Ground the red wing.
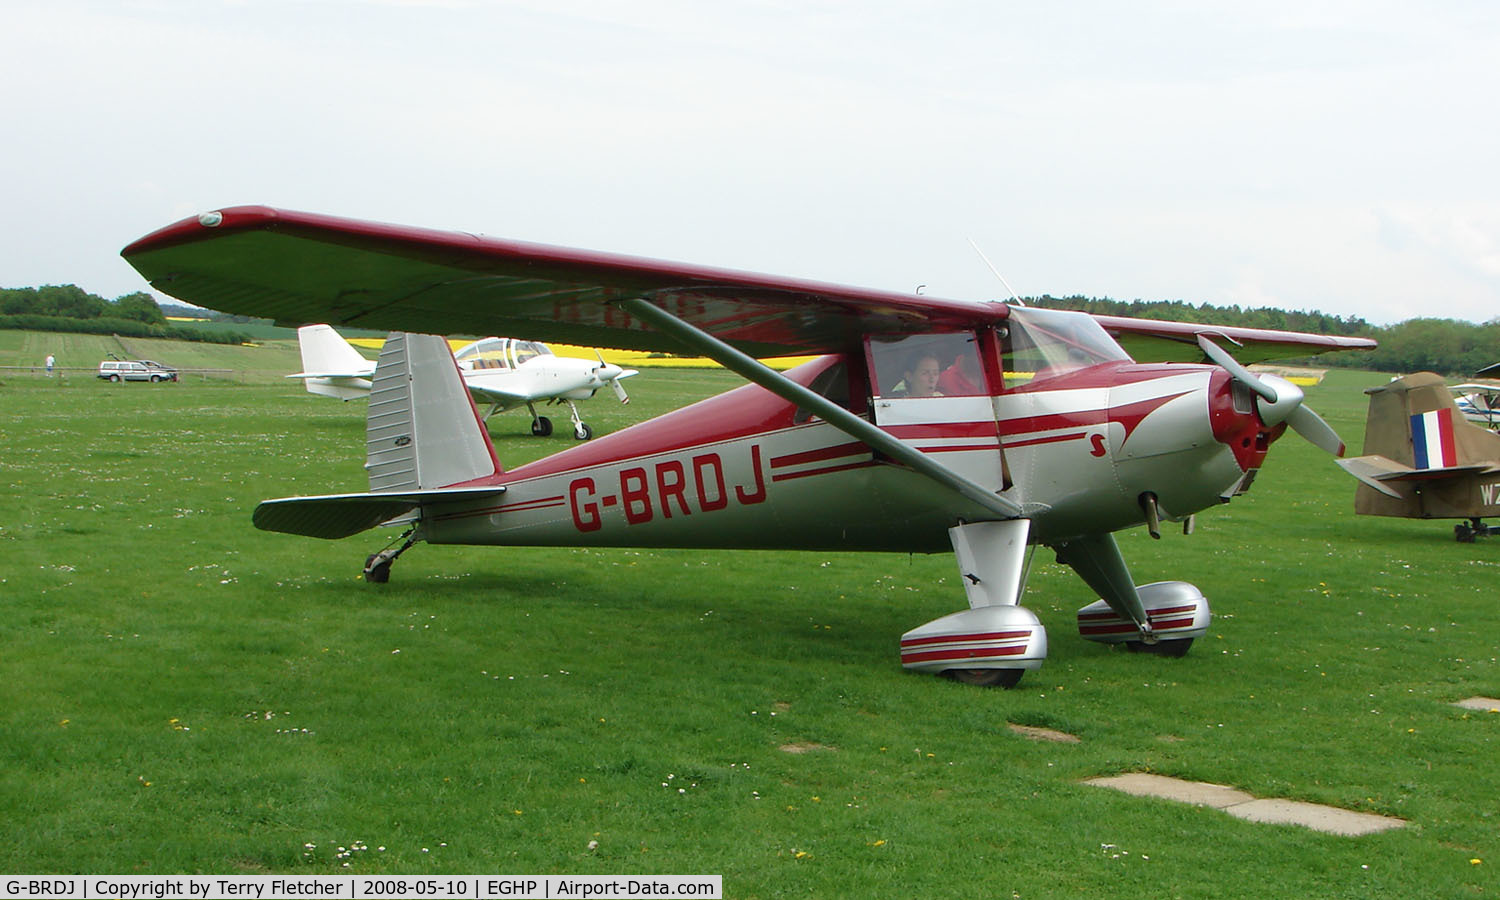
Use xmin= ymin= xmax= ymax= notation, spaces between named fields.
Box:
xmin=1094 ymin=315 xmax=1375 ymax=365
xmin=122 ymin=206 xmax=1008 ymax=357
xmin=123 ymin=206 xmax=1376 ymax=362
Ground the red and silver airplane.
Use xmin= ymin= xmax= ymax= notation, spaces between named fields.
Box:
xmin=292 ymin=323 xmax=637 ymax=439
xmin=122 ymin=206 xmax=1375 ymax=687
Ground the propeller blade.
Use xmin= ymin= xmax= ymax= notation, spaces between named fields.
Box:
xmin=1196 ymin=334 xmax=1277 ymax=403
xmin=1286 ymin=404 xmax=1345 ymax=457
xmin=611 ymin=377 xmax=629 ymax=404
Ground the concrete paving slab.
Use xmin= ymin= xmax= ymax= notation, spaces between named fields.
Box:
xmin=1084 ymin=773 xmax=1407 ymax=836
xmin=1226 ymin=798 xmax=1406 ymax=836
xmin=1455 ymin=696 xmax=1500 ymax=712
xmin=1084 ymin=773 xmax=1255 ymax=809
xmin=1008 ymin=723 xmax=1081 ymax=743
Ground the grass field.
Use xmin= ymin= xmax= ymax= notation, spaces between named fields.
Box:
xmin=2 ymin=350 xmax=1497 ymax=897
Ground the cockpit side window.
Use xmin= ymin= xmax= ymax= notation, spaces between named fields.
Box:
xmin=454 ymin=337 xmax=510 ymax=371
xmin=793 ymin=360 xmax=853 ymax=424
xmin=867 ymin=332 xmax=986 ymax=398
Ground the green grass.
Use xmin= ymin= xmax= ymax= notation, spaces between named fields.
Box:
xmin=2 ymin=364 xmax=1497 ymax=897
xmin=0 ymin=328 xmax=305 ymax=383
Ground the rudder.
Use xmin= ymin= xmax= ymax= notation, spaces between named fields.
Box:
xmin=366 ymin=332 xmax=502 ymax=492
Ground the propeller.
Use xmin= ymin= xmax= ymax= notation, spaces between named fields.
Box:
xmin=592 ymin=350 xmax=632 ymax=404
xmin=1196 ymin=334 xmax=1345 ymax=457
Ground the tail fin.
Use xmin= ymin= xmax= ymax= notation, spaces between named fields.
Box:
xmin=292 ymin=324 xmax=376 ymax=400
xmin=252 ymin=332 xmax=505 ymax=539
xmin=1337 ymin=372 xmax=1500 ymax=511
xmin=366 ymin=332 xmax=503 ymax=492
xmin=1355 ymin=372 xmax=1500 ymax=467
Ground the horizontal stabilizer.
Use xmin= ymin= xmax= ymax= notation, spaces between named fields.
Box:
xmin=1337 ymin=454 xmax=1497 ymax=498
xmin=253 ymin=486 xmax=506 ymax=539
xmin=287 ymin=371 xmax=373 ymax=380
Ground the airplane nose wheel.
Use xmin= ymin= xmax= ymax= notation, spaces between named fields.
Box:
xmin=564 ymin=400 xmax=593 ymax=440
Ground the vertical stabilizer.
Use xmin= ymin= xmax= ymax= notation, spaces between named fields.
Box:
xmin=1360 ymin=372 xmax=1500 ymax=467
xmin=294 ymin=324 xmax=376 ymax=400
xmin=366 ymin=332 xmax=502 ymax=492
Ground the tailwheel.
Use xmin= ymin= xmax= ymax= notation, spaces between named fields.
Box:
xmin=1125 ymin=638 xmax=1194 ymax=657
xmin=531 ymin=416 xmax=553 ymax=437
xmin=942 ymin=668 xmax=1025 ymax=688
xmin=1455 ymin=519 xmax=1485 ymax=543
xmin=363 ymin=554 xmax=392 ymax=583
xmin=362 ymin=528 xmax=418 ymax=583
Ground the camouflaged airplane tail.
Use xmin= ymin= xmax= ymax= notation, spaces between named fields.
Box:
xmin=1336 ymin=372 xmax=1500 ymax=516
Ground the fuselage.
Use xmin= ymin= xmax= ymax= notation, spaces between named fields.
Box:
xmin=421 ymin=352 xmax=1277 ymax=553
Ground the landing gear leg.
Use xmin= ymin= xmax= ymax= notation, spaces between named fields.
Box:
xmin=363 ymin=528 xmax=418 ymax=583
xmin=565 ymin=400 xmax=593 ymax=440
xmin=901 ymin=520 xmax=1046 ymax=688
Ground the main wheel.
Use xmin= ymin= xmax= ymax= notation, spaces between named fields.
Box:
xmin=1456 ymin=522 xmax=1476 ymax=543
xmin=574 ymin=422 xmax=593 ymax=440
xmin=1125 ymin=637 xmax=1193 ymax=657
xmin=531 ymin=416 xmax=553 ymax=437
xmin=942 ymin=668 xmax=1025 ymax=688
xmin=363 ymin=554 xmax=392 ymax=583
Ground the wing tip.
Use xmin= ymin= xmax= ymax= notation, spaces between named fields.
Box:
xmin=121 ymin=205 xmax=283 ymax=259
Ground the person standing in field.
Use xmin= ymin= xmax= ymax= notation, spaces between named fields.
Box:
xmin=45 ymin=353 xmax=55 ymax=376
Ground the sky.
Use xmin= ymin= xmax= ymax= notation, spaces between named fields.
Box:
xmin=4 ymin=0 xmax=1498 ymax=326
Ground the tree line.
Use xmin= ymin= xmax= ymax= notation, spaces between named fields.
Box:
xmin=1030 ymin=295 xmax=1500 ymax=376
xmin=7 ymin=284 xmax=1499 ymax=375
xmin=1 ymin=285 xmax=251 ymax=345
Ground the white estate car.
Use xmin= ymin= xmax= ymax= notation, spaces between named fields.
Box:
xmin=98 ymin=359 xmax=178 ymax=382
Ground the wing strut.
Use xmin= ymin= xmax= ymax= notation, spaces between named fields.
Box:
xmin=615 ymin=298 xmax=1025 ymax=520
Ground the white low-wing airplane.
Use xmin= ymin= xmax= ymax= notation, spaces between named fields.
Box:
xmin=123 ymin=206 xmax=1375 ymax=687
xmin=290 ymin=323 xmax=637 ymax=439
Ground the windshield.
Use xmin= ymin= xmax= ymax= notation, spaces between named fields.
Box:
xmin=1005 ymin=306 xmax=1129 ymax=385
xmin=512 ymin=341 xmax=551 ymax=366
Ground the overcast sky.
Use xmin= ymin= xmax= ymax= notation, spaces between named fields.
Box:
xmin=5 ymin=0 xmax=1498 ymax=326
